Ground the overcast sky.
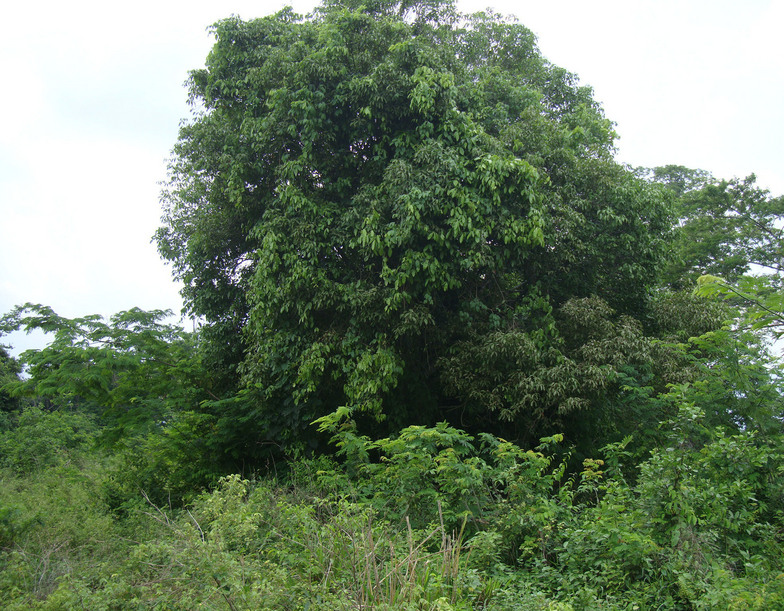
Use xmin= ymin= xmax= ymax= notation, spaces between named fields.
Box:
xmin=2 ymin=0 xmax=782 ymax=353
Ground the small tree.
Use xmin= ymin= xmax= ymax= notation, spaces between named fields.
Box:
xmin=0 ymin=304 xmax=209 ymax=440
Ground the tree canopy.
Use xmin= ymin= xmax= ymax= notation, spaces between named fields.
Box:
xmin=0 ymin=305 xmax=208 ymax=441
xmin=645 ymin=165 xmax=784 ymax=289
xmin=156 ymin=0 xmax=670 ymax=452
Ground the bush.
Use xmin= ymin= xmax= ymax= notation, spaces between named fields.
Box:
xmin=0 ymin=407 xmax=96 ymax=474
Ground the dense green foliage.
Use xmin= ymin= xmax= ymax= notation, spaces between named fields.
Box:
xmin=0 ymin=347 xmax=21 ymax=416
xmin=1 ymin=0 xmax=783 ymax=608
xmin=0 ymin=403 xmax=781 ymax=609
xmin=156 ymin=0 xmax=670 ymax=456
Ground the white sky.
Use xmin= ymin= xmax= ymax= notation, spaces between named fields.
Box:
xmin=2 ymin=0 xmax=782 ymax=353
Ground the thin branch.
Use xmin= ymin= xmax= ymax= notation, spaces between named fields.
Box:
xmin=717 ymin=281 xmax=784 ymax=325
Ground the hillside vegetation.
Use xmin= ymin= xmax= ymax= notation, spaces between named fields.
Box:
xmin=2 ymin=1 xmax=783 ymax=608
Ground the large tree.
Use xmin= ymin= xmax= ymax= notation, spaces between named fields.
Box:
xmin=157 ymin=0 xmax=670 ymax=452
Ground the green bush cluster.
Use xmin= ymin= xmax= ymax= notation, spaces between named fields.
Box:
xmin=0 ymin=395 xmax=782 ymax=609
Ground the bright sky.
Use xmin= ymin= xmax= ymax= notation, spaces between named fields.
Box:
xmin=2 ymin=0 xmax=782 ymax=353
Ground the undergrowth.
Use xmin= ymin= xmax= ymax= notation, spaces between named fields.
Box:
xmin=1 ymin=407 xmax=782 ymax=609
